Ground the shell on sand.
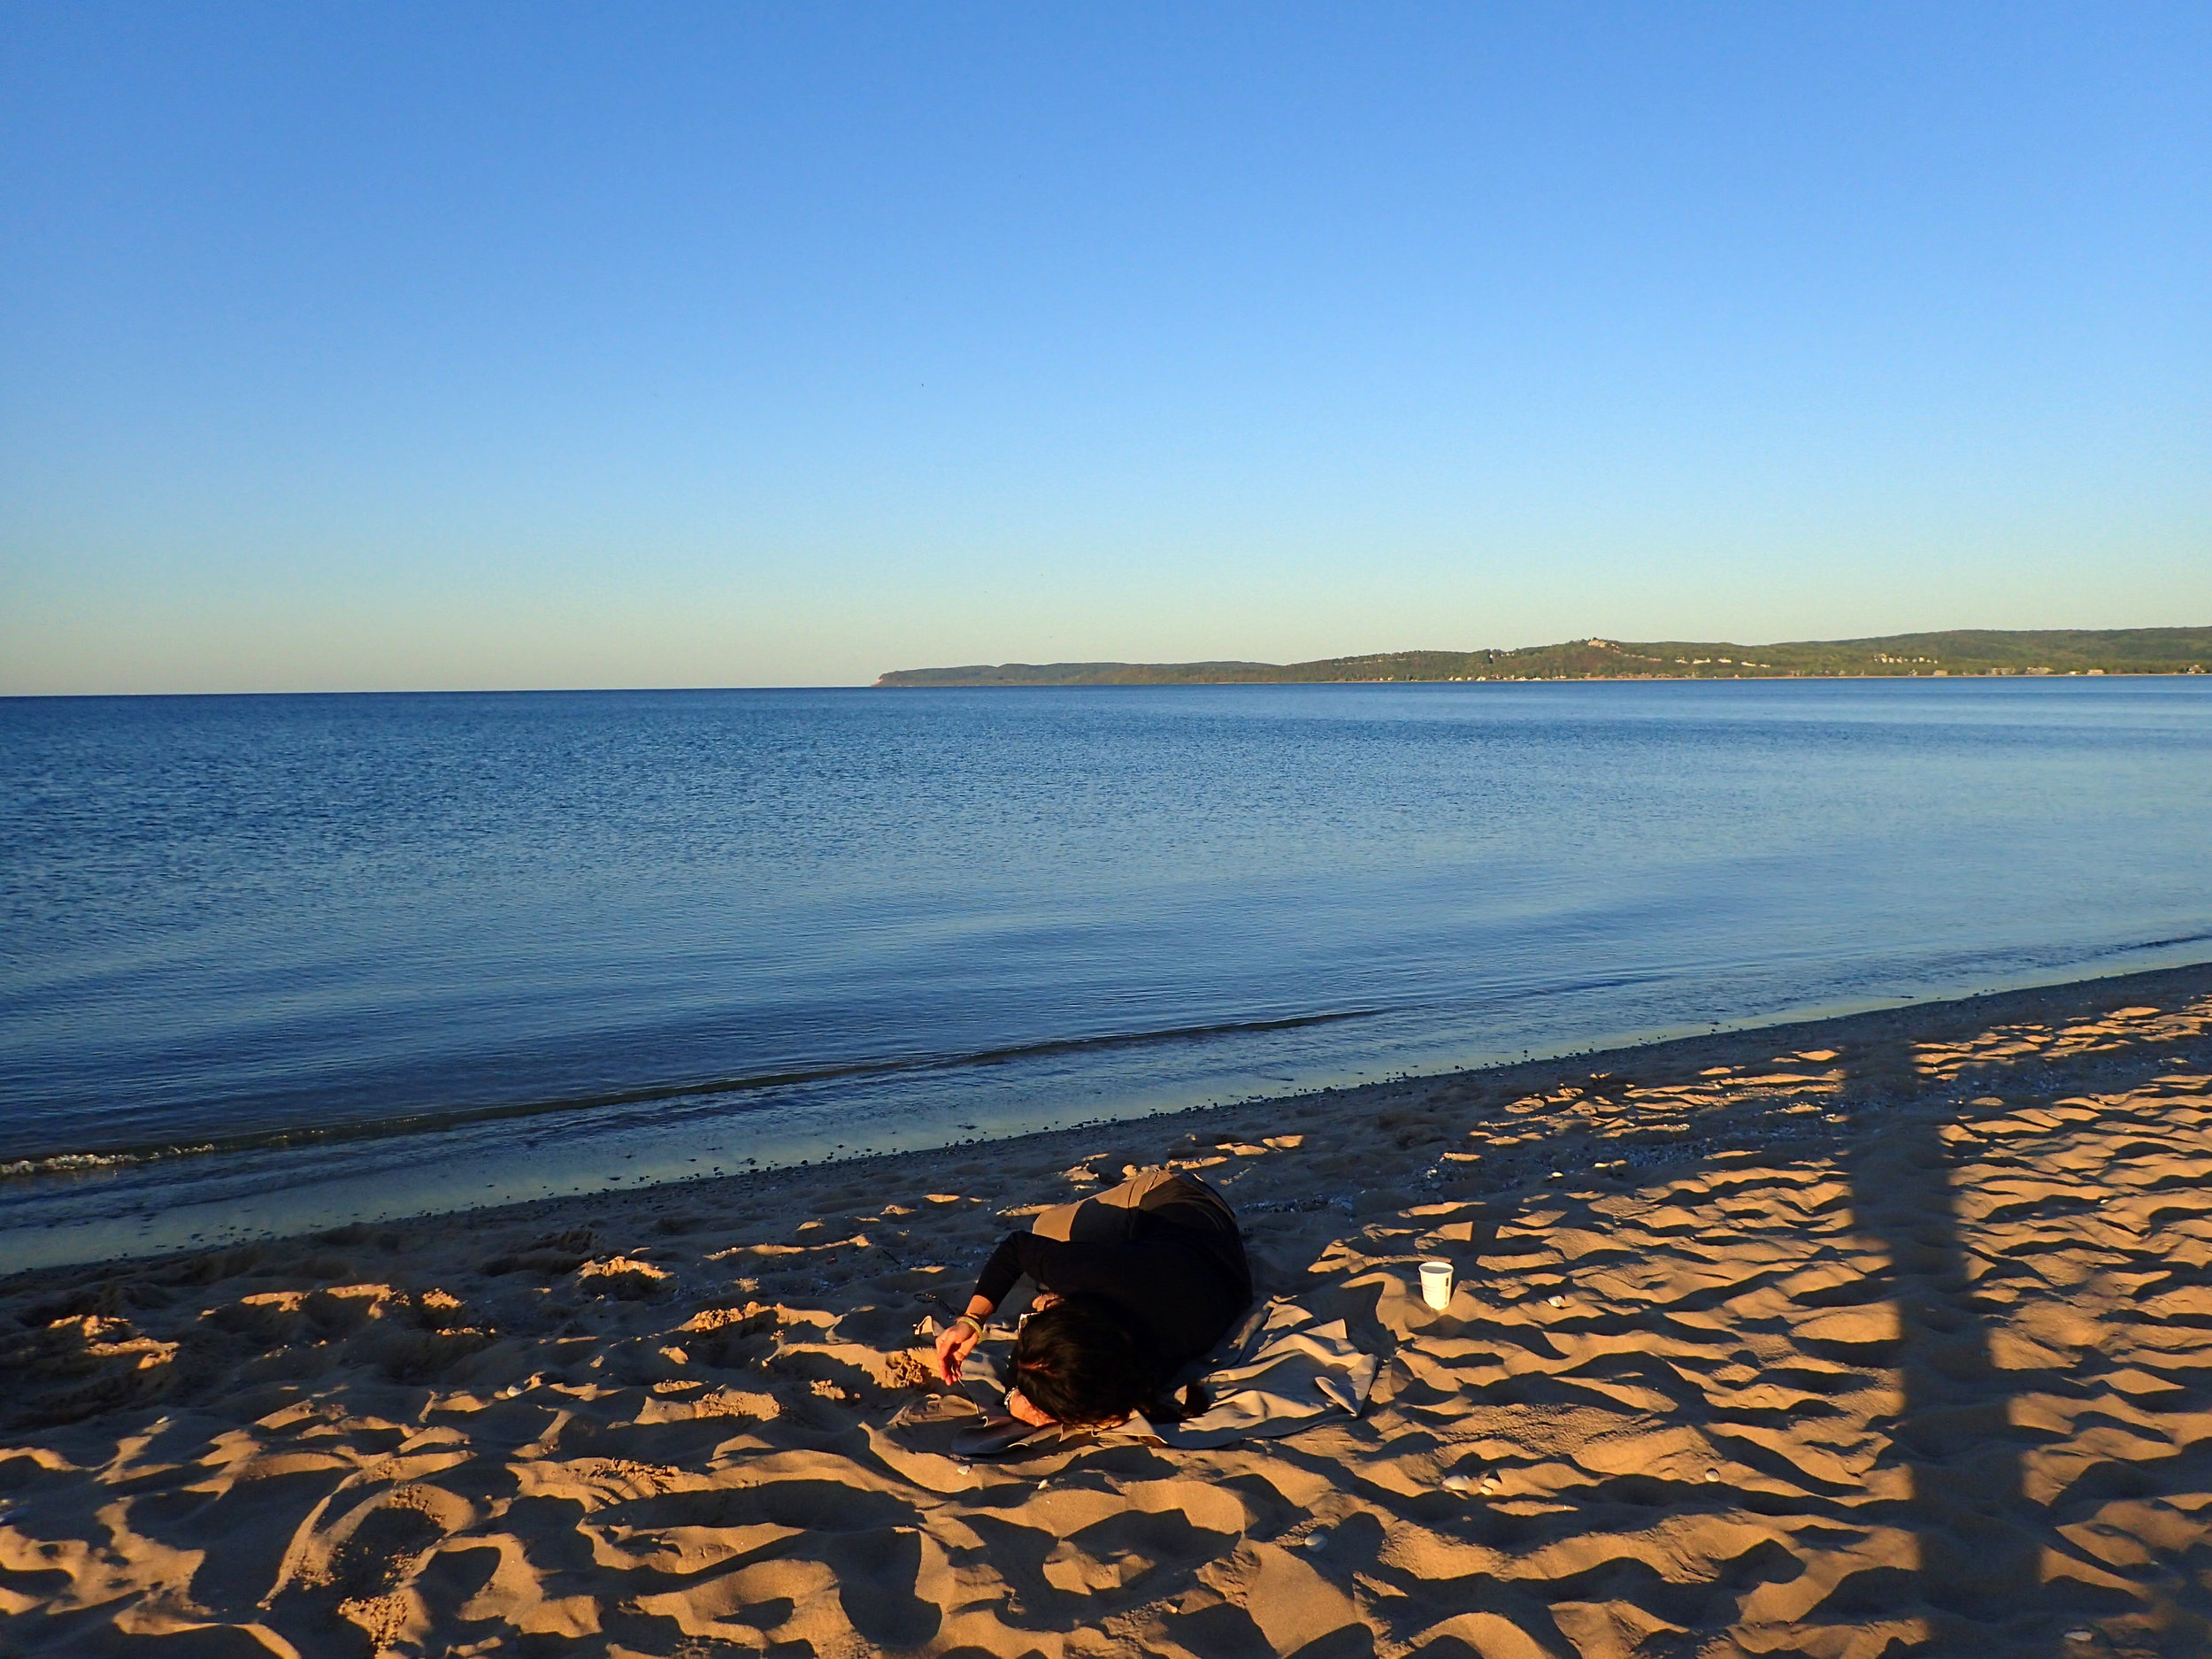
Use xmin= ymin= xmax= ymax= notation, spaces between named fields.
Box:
xmin=4 ymin=966 xmax=2212 ymax=1656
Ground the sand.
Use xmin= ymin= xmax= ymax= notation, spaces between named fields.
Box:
xmin=4 ymin=964 xmax=2211 ymax=1657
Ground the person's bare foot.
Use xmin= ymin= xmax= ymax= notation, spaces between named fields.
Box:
xmin=1004 ymin=1387 xmax=1055 ymax=1427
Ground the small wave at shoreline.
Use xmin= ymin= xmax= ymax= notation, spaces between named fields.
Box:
xmin=0 ymin=1006 xmax=1386 ymax=1177
xmin=0 ymin=1143 xmax=220 ymax=1179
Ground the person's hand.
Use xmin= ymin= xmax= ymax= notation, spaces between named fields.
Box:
xmin=934 ymin=1316 xmax=981 ymax=1385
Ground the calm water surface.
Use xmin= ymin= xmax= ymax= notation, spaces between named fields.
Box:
xmin=4 ymin=680 xmax=2208 ymax=1267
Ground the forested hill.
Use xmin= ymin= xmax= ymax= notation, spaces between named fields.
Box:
xmin=876 ymin=627 xmax=2212 ymax=687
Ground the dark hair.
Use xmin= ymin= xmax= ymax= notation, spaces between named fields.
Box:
xmin=1009 ymin=1295 xmax=1156 ymax=1427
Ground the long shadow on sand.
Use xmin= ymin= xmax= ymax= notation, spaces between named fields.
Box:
xmin=1839 ymin=1031 xmax=2052 ymax=1655
xmin=1404 ymin=988 xmax=2212 ymax=1656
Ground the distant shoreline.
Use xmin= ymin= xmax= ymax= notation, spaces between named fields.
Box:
xmin=876 ymin=625 xmax=2212 ymax=687
xmin=879 ymin=670 xmax=2197 ymax=687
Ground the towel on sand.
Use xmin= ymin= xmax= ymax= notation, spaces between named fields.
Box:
xmin=1142 ymin=1297 xmax=1379 ymax=1449
xmin=891 ymin=1297 xmax=1377 ymax=1458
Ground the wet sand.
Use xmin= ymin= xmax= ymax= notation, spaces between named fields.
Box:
xmin=4 ymin=963 xmax=2210 ymax=1656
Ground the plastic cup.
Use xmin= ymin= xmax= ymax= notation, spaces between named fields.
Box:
xmin=1418 ymin=1259 xmax=1454 ymax=1311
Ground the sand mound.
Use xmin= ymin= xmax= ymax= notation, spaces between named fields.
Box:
xmin=4 ymin=966 xmax=2210 ymax=1655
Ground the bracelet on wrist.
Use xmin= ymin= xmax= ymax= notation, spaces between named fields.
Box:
xmin=953 ymin=1313 xmax=986 ymax=1336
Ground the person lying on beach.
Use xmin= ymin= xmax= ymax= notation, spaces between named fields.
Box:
xmin=933 ymin=1167 xmax=1252 ymax=1429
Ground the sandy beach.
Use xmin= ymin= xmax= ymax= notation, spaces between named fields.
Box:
xmin=4 ymin=963 xmax=2210 ymax=1657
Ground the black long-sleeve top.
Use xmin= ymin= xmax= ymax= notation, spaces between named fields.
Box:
xmin=973 ymin=1218 xmax=1250 ymax=1383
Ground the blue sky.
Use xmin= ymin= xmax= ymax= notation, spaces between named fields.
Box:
xmin=4 ymin=4 xmax=2207 ymax=692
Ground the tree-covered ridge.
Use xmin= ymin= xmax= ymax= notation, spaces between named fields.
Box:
xmin=876 ymin=627 xmax=2212 ymax=687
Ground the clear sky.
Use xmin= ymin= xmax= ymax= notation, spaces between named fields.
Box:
xmin=4 ymin=4 xmax=2207 ymax=692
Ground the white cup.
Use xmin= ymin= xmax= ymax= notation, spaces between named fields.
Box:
xmin=1418 ymin=1259 xmax=1454 ymax=1311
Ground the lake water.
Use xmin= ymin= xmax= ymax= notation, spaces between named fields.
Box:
xmin=4 ymin=679 xmax=2209 ymax=1269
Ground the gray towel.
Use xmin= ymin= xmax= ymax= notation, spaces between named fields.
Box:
xmin=1134 ymin=1299 xmax=1379 ymax=1450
